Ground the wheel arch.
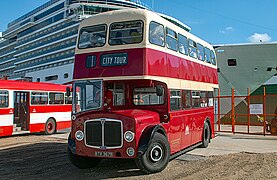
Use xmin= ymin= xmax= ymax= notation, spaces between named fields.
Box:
xmin=137 ymin=124 xmax=167 ymax=157
xmin=204 ymin=117 xmax=212 ymax=140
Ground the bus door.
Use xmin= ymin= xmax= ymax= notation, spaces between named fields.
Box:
xmin=13 ymin=92 xmax=30 ymax=131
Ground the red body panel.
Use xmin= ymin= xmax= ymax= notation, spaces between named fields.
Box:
xmin=0 ymin=108 xmax=13 ymax=115
xmin=74 ymin=48 xmax=218 ymax=85
xmin=29 ymin=121 xmax=71 ymax=133
xmin=0 ymin=79 xmax=69 ymax=91
xmin=30 ymin=105 xmax=71 ymax=113
xmin=0 ymin=126 xmax=13 ymax=137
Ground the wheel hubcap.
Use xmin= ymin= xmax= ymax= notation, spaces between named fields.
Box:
xmin=150 ymin=145 xmax=163 ymax=162
xmin=48 ymin=123 xmax=53 ymax=131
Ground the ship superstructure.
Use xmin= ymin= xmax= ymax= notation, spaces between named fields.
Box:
xmin=0 ymin=0 xmax=148 ymax=83
xmin=215 ymin=43 xmax=277 ymax=116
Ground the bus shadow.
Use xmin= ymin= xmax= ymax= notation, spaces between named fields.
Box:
xmin=0 ymin=142 xmax=145 ymax=179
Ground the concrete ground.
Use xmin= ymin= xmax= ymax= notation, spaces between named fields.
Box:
xmin=1 ymin=130 xmax=277 ymax=179
xmin=183 ymin=132 xmax=277 ymax=157
xmin=54 ymin=129 xmax=277 ymax=158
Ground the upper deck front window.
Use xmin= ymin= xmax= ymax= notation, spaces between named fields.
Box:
xmin=109 ymin=20 xmax=143 ymax=45
xmin=78 ymin=25 xmax=107 ymax=49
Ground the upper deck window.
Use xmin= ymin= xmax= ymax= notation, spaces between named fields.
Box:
xmin=211 ymin=50 xmax=217 ymax=65
xmin=166 ymin=28 xmax=178 ymax=51
xmin=149 ymin=21 xmax=165 ymax=47
xmin=178 ymin=34 xmax=188 ymax=55
xmin=78 ymin=25 xmax=107 ymax=49
xmin=188 ymin=39 xmax=198 ymax=59
xmin=197 ymin=43 xmax=205 ymax=61
xmin=204 ymin=47 xmax=212 ymax=63
xmin=109 ymin=20 xmax=143 ymax=45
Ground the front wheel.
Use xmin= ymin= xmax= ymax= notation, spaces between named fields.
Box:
xmin=200 ymin=121 xmax=210 ymax=148
xmin=67 ymin=148 xmax=101 ymax=169
xmin=135 ymin=133 xmax=170 ymax=174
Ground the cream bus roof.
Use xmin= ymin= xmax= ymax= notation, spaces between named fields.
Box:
xmin=79 ymin=8 xmax=213 ymax=50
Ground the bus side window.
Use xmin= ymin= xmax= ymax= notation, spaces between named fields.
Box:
xmin=166 ymin=27 xmax=178 ymax=51
xmin=0 ymin=90 xmax=9 ymax=108
xmin=49 ymin=92 xmax=64 ymax=104
xmin=200 ymin=91 xmax=208 ymax=107
xmin=149 ymin=21 xmax=165 ymax=47
xmin=192 ymin=91 xmax=200 ymax=108
xmin=188 ymin=39 xmax=198 ymax=59
xmin=178 ymin=34 xmax=188 ymax=55
xmin=197 ymin=43 xmax=205 ymax=61
xmin=31 ymin=92 xmax=48 ymax=105
xmin=170 ymin=90 xmax=182 ymax=111
xmin=204 ymin=47 xmax=212 ymax=63
xmin=207 ymin=91 xmax=214 ymax=107
xmin=211 ymin=50 xmax=217 ymax=65
xmin=182 ymin=90 xmax=191 ymax=109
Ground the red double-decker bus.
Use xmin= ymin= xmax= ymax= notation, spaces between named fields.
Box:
xmin=68 ymin=9 xmax=218 ymax=173
xmin=0 ymin=80 xmax=72 ymax=137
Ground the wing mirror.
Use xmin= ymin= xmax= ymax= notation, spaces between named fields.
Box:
xmin=66 ymin=87 xmax=71 ymax=97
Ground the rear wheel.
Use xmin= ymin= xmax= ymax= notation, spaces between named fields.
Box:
xmin=200 ymin=121 xmax=210 ymax=148
xmin=45 ymin=118 xmax=56 ymax=135
xmin=135 ymin=133 xmax=170 ymax=174
xmin=67 ymin=148 xmax=101 ymax=169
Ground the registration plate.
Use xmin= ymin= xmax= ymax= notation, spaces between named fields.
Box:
xmin=95 ymin=151 xmax=113 ymax=157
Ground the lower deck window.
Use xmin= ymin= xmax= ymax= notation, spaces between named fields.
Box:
xmin=133 ymin=87 xmax=164 ymax=105
xmin=170 ymin=90 xmax=181 ymax=111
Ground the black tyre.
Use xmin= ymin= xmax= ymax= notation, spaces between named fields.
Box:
xmin=45 ymin=118 xmax=56 ymax=135
xmin=200 ymin=121 xmax=210 ymax=148
xmin=67 ymin=147 xmax=101 ymax=169
xmin=135 ymin=133 xmax=170 ymax=174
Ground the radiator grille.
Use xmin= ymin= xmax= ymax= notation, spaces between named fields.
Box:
xmin=85 ymin=119 xmax=122 ymax=148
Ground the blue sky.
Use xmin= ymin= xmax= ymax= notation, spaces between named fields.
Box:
xmin=1 ymin=0 xmax=277 ymax=45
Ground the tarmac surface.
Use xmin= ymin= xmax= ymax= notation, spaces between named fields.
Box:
xmin=1 ymin=130 xmax=277 ymax=179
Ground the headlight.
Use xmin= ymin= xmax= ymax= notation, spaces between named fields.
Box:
xmin=126 ymin=147 xmax=135 ymax=157
xmin=72 ymin=114 xmax=76 ymax=120
xmin=124 ymin=131 xmax=134 ymax=142
xmin=75 ymin=130 xmax=84 ymax=141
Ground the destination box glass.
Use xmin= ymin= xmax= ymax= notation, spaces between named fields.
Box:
xmin=100 ymin=53 xmax=128 ymax=67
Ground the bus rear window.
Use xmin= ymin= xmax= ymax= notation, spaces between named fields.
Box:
xmin=78 ymin=24 xmax=107 ymax=49
xmin=109 ymin=20 xmax=143 ymax=45
xmin=0 ymin=91 xmax=8 ymax=108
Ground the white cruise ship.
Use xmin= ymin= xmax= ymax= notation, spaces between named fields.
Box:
xmin=0 ymin=0 xmax=148 ymax=84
